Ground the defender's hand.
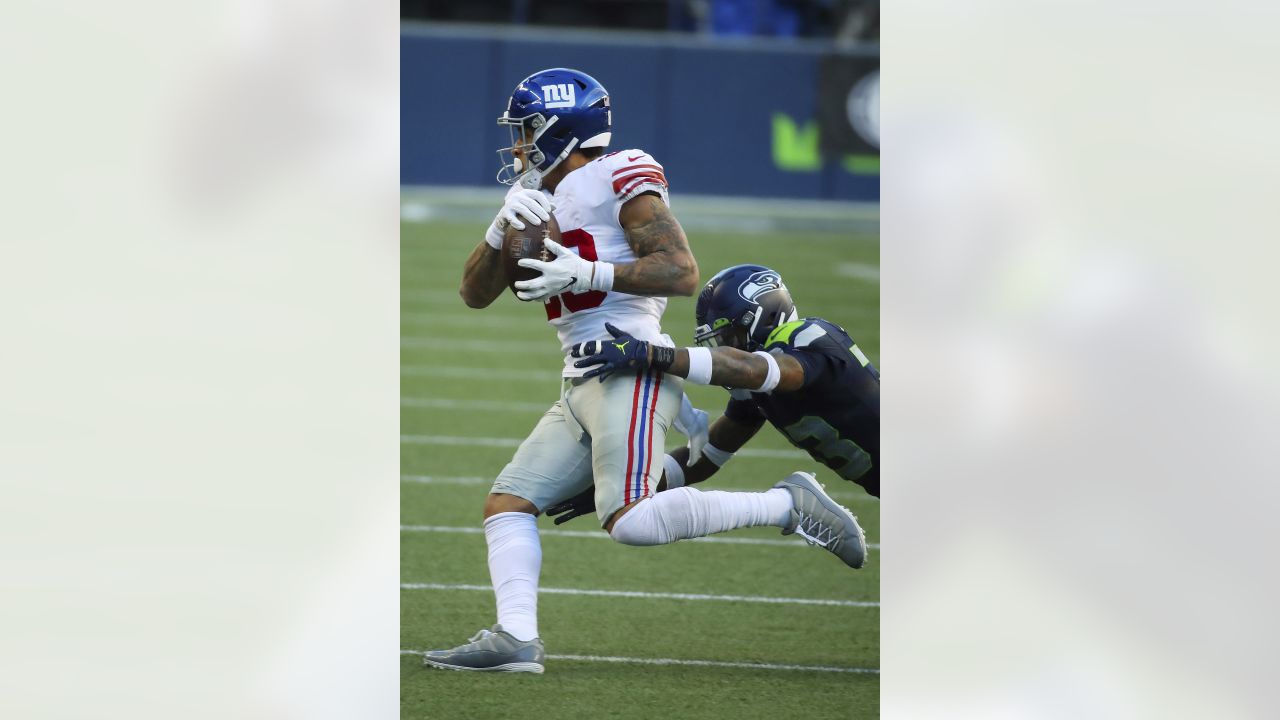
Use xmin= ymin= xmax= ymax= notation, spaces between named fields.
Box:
xmin=545 ymin=486 xmax=597 ymax=526
xmin=514 ymin=238 xmax=596 ymax=301
xmin=673 ymin=393 xmax=710 ymax=464
xmin=570 ymin=322 xmax=653 ymax=382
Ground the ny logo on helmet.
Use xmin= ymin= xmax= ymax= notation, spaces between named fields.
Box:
xmin=543 ymin=84 xmax=576 ymax=109
xmin=737 ymin=270 xmax=783 ymax=303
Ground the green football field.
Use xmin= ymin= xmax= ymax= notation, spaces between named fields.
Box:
xmin=401 ymin=217 xmax=880 ymax=719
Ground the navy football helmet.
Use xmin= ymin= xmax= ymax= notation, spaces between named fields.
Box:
xmin=694 ymin=265 xmax=798 ymax=351
xmin=496 ymin=68 xmax=612 ymax=189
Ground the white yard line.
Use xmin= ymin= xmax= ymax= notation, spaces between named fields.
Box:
xmin=401 ymin=397 xmax=551 ymax=412
xmin=402 ymin=365 xmax=561 ymax=381
xmin=399 ymin=476 xmax=876 ymax=504
xmin=400 ymin=401 xmax=875 ymax=499
xmin=401 ymin=434 xmax=524 ymax=448
xmin=835 ymin=262 xmax=880 ymax=283
xmin=400 ymin=582 xmax=878 ymax=608
xmin=402 ymin=337 xmax=561 ymax=353
xmin=402 ymin=290 xmax=478 ymax=304
xmin=402 ymin=312 xmax=537 ymax=329
xmin=400 ymin=434 xmax=809 ymax=460
xmin=400 ymin=524 xmax=879 ymax=550
xmin=401 ymin=649 xmax=878 ymax=674
xmin=400 ymin=475 xmax=490 ymax=485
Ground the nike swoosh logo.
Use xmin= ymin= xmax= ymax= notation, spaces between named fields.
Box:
xmin=626 ymin=155 xmax=643 ymax=162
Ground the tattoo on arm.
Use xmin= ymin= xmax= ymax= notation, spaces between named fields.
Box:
xmin=708 ymin=347 xmax=771 ymax=388
xmin=665 ymin=346 xmax=805 ymax=391
xmin=459 ymin=242 xmax=507 ymax=309
xmin=613 ymin=194 xmax=699 ymax=297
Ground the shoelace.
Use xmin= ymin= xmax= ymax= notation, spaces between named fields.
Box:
xmin=465 ymin=628 xmax=493 ymax=647
xmin=793 ymin=512 xmax=840 ymax=550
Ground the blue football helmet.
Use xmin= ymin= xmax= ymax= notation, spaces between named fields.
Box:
xmin=496 ymin=68 xmax=612 ymax=189
xmin=694 ymin=265 xmax=799 ymax=351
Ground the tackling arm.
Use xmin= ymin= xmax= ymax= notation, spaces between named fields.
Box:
xmin=660 ymin=411 xmax=764 ymax=489
xmin=666 ymin=346 xmax=807 ymax=393
xmin=570 ymin=323 xmax=807 ymax=392
xmin=613 ymin=193 xmax=699 ymax=297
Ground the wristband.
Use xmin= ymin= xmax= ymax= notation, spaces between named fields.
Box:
xmin=751 ymin=351 xmax=780 ymax=393
xmin=662 ymin=454 xmax=686 ymax=489
xmin=484 ymin=219 xmax=504 ymax=250
xmin=684 ymin=347 xmax=714 ymax=385
xmin=651 ymin=345 xmax=676 ymax=372
xmin=701 ymin=442 xmax=734 ymax=467
xmin=590 ymin=261 xmax=614 ymax=292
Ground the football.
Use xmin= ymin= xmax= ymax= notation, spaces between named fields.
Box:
xmin=502 ymin=213 xmax=560 ymax=297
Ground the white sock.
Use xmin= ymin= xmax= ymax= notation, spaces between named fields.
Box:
xmin=609 ymin=487 xmax=793 ymax=546
xmin=484 ymin=511 xmax=541 ymax=641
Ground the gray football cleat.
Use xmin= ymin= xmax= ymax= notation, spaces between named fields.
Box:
xmin=423 ymin=624 xmax=546 ymax=673
xmin=775 ymin=471 xmax=868 ymax=569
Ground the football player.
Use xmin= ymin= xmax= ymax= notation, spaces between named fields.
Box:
xmin=549 ymin=264 xmax=879 ymax=522
xmin=426 ymin=70 xmax=867 ymax=674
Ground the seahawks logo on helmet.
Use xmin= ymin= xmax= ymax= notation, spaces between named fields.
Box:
xmin=737 ymin=270 xmax=783 ymax=303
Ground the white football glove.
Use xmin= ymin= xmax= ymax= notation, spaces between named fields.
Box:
xmin=514 ymin=238 xmax=606 ymax=301
xmin=673 ymin=393 xmax=710 ymax=465
xmin=484 ymin=188 xmax=553 ymax=249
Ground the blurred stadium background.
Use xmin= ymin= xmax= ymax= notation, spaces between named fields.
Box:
xmin=401 ymin=3 xmax=879 ymax=717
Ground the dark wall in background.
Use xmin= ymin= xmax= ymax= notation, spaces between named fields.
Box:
xmin=401 ymin=26 xmax=879 ymax=202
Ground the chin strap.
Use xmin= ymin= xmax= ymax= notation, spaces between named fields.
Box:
xmin=520 ymin=137 xmax=580 ymax=189
xmin=518 ymin=170 xmax=543 ymax=190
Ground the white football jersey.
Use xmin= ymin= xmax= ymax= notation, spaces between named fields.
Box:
xmin=541 ymin=149 xmax=675 ymax=377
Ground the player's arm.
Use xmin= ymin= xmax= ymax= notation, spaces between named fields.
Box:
xmin=612 ymin=193 xmax=699 ymax=297
xmin=666 ymin=346 xmax=807 ymax=393
xmin=460 ymin=188 xmax=553 ymax=309
xmin=660 ymin=410 xmax=764 ymax=490
xmin=459 ymin=243 xmax=506 ymax=309
xmin=572 ymin=323 xmax=809 ymax=393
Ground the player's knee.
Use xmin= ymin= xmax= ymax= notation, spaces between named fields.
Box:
xmin=483 ymin=492 xmax=538 ymax=520
xmin=607 ymin=499 xmax=662 ymax=546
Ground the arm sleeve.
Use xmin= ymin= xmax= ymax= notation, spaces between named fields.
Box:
xmin=723 ymin=396 xmax=765 ymax=425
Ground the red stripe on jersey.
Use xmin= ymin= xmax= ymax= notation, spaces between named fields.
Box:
xmin=615 ymin=168 xmax=667 ymax=185
xmin=640 ymin=371 xmax=662 ymax=498
xmin=612 ymin=171 xmax=668 ymax=195
xmin=623 ymin=371 xmax=644 ymax=504
xmin=618 ymin=176 xmax=668 ymax=198
xmin=612 ymin=163 xmax=664 ymax=177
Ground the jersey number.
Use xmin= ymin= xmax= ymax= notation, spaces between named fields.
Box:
xmin=780 ymin=416 xmax=873 ymax=482
xmin=545 ymin=229 xmax=608 ymax=320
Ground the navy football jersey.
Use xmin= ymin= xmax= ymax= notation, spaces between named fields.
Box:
xmin=722 ymin=317 xmax=880 ymax=496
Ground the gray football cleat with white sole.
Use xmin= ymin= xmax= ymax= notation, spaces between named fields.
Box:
xmin=423 ymin=624 xmax=545 ymax=673
xmin=775 ymin=471 xmax=868 ymax=569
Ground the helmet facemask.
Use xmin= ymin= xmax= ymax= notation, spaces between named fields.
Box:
xmin=496 ymin=113 xmax=557 ymax=189
xmin=693 ymin=319 xmax=745 ymax=350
